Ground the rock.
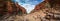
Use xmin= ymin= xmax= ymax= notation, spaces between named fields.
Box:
xmin=31 ymin=0 xmax=60 ymax=21
xmin=31 ymin=1 xmax=46 ymax=13
xmin=0 ymin=0 xmax=60 ymax=21
xmin=0 ymin=0 xmax=27 ymax=15
xmin=0 ymin=0 xmax=27 ymax=20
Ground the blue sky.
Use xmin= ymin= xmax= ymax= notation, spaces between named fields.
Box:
xmin=12 ymin=0 xmax=44 ymax=13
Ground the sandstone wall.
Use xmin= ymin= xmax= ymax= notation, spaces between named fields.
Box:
xmin=0 ymin=0 xmax=27 ymax=18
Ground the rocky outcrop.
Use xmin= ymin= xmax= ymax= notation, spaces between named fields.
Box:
xmin=0 ymin=0 xmax=27 ymax=15
xmin=7 ymin=1 xmax=27 ymax=14
xmin=31 ymin=1 xmax=46 ymax=13
xmin=15 ymin=2 xmax=27 ymax=14
xmin=32 ymin=0 xmax=60 ymax=13
xmin=33 ymin=1 xmax=46 ymax=12
xmin=0 ymin=0 xmax=27 ymax=20
xmin=0 ymin=0 xmax=7 ymax=16
xmin=31 ymin=0 xmax=60 ymax=21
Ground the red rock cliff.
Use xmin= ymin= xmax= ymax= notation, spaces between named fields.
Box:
xmin=31 ymin=0 xmax=60 ymax=13
xmin=7 ymin=1 xmax=27 ymax=15
xmin=34 ymin=1 xmax=46 ymax=11
xmin=0 ymin=0 xmax=27 ymax=15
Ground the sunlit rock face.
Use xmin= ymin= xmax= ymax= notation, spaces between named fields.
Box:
xmin=0 ymin=0 xmax=27 ymax=20
xmin=0 ymin=0 xmax=27 ymax=16
xmin=31 ymin=0 xmax=60 ymax=21
xmin=31 ymin=1 xmax=47 ymax=13
xmin=15 ymin=3 xmax=27 ymax=14
xmin=32 ymin=0 xmax=60 ymax=13
xmin=32 ymin=1 xmax=46 ymax=12
xmin=7 ymin=1 xmax=27 ymax=14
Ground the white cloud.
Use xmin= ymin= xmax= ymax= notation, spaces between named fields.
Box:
xmin=20 ymin=4 xmax=35 ymax=13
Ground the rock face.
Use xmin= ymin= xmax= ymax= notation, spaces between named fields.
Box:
xmin=0 ymin=0 xmax=7 ymax=16
xmin=7 ymin=1 xmax=27 ymax=14
xmin=15 ymin=2 xmax=27 ymax=14
xmin=0 ymin=0 xmax=27 ymax=19
xmin=33 ymin=1 xmax=46 ymax=12
xmin=0 ymin=0 xmax=26 ymax=14
xmin=32 ymin=0 xmax=60 ymax=12
xmin=31 ymin=0 xmax=60 ymax=21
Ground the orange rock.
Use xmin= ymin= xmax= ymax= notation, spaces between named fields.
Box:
xmin=33 ymin=1 xmax=46 ymax=12
xmin=31 ymin=0 xmax=60 ymax=13
xmin=0 ymin=0 xmax=27 ymax=15
xmin=15 ymin=2 xmax=27 ymax=14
